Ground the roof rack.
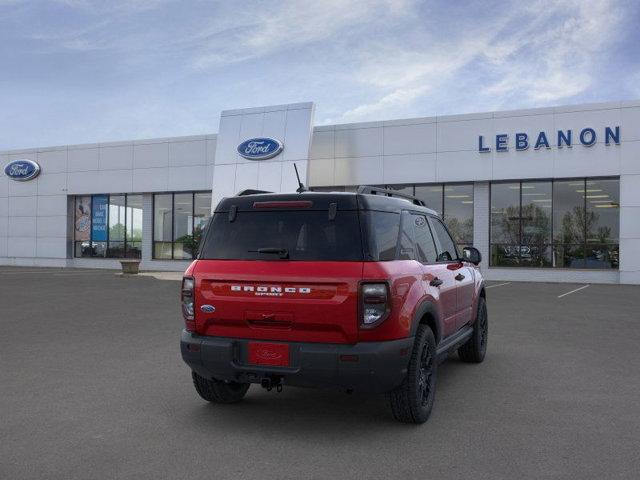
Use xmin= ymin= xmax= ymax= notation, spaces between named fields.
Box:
xmin=356 ymin=185 xmax=426 ymax=207
xmin=236 ymin=189 xmax=273 ymax=196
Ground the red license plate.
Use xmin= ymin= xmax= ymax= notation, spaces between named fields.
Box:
xmin=248 ymin=342 xmax=290 ymax=367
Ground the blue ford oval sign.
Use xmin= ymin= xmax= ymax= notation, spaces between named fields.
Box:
xmin=4 ymin=159 xmax=41 ymax=181
xmin=237 ymin=137 xmax=283 ymax=160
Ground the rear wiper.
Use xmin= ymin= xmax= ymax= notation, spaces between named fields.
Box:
xmin=248 ymin=247 xmax=289 ymax=259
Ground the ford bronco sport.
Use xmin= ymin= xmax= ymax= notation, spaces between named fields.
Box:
xmin=180 ymin=186 xmax=487 ymax=424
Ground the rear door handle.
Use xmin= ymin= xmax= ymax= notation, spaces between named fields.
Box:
xmin=455 ymin=273 xmax=465 ymax=281
xmin=429 ymin=277 xmax=443 ymax=287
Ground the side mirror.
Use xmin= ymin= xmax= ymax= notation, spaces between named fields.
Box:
xmin=462 ymin=246 xmax=482 ymax=265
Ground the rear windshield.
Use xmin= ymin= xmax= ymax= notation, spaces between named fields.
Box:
xmin=362 ymin=211 xmax=401 ymax=261
xmin=200 ymin=210 xmax=364 ymax=261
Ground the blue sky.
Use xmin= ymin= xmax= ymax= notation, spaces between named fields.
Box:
xmin=1 ymin=0 xmax=639 ymax=150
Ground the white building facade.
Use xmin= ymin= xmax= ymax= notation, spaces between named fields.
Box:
xmin=1 ymin=100 xmax=639 ymax=284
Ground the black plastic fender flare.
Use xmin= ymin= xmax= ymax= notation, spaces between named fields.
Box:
xmin=409 ymin=300 xmax=443 ymax=344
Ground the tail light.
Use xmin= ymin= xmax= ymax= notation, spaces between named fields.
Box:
xmin=360 ymin=282 xmax=390 ymax=328
xmin=182 ymin=276 xmax=195 ymax=331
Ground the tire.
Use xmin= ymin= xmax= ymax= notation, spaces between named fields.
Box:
xmin=191 ymin=372 xmax=250 ymax=404
xmin=458 ymin=296 xmax=488 ymax=363
xmin=388 ymin=325 xmax=437 ymax=424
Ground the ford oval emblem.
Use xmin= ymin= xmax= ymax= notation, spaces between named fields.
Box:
xmin=200 ymin=304 xmax=216 ymax=313
xmin=4 ymin=159 xmax=41 ymax=182
xmin=237 ymin=137 xmax=283 ymax=160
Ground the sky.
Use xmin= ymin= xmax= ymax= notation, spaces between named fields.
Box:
xmin=1 ymin=0 xmax=639 ymax=150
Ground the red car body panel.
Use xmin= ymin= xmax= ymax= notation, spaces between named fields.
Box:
xmin=190 ymin=260 xmax=363 ymax=344
xmin=186 ymin=257 xmax=483 ymax=345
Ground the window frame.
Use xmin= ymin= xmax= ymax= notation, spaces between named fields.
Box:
xmin=152 ymin=191 xmax=212 ymax=260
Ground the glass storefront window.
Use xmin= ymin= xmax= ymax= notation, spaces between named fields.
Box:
xmin=491 ymin=178 xmax=619 ymax=269
xmin=553 ymin=180 xmax=587 ymax=268
xmin=520 ymin=181 xmax=552 ymax=267
xmin=414 ymin=185 xmax=443 ymax=216
xmin=73 ymin=193 xmax=143 ymax=259
xmin=194 ymin=192 xmax=212 ymax=256
xmin=490 ymin=182 xmax=520 ymax=266
xmin=126 ymin=195 xmax=143 ymax=258
xmin=443 ymin=184 xmax=473 ymax=250
xmin=386 ymin=184 xmax=415 ymax=198
xmin=153 ymin=194 xmax=172 ymax=259
xmin=313 ymin=183 xmax=473 ymax=248
xmin=152 ymin=191 xmax=212 ymax=260
xmin=585 ymin=178 xmax=619 ymax=268
xmin=108 ymin=195 xmax=126 ymax=258
xmin=173 ymin=193 xmax=194 ymax=260
xmin=74 ymin=196 xmax=92 ymax=257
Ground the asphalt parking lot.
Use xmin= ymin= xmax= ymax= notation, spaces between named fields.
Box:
xmin=1 ymin=268 xmax=639 ymax=480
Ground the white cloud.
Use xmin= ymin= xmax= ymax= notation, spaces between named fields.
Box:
xmin=340 ymin=85 xmax=429 ymax=121
xmin=335 ymin=0 xmax=625 ymax=122
xmin=190 ymin=0 xmax=415 ymax=69
xmin=481 ymin=0 xmax=622 ymax=105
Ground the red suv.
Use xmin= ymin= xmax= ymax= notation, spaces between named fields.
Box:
xmin=180 ymin=186 xmax=487 ymax=423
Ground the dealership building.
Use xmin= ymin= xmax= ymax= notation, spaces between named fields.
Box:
xmin=1 ymin=100 xmax=639 ymax=284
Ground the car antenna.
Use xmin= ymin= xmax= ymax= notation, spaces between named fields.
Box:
xmin=294 ymin=163 xmax=307 ymax=193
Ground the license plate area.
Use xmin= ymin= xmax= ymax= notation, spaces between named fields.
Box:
xmin=248 ymin=342 xmax=290 ymax=367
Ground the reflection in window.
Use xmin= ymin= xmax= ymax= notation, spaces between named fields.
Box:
xmin=553 ymin=180 xmax=586 ymax=268
xmin=108 ymin=195 xmax=126 ymax=258
xmin=414 ymin=185 xmax=443 ymax=216
xmin=365 ymin=211 xmax=401 ymax=261
xmin=126 ymin=195 xmax=143 ymax=258
xmin=194 ymin=193 xmax=212 ymax=257
xmin=73 ymin=194 xmax=143 ymax=259
xmin=153 ymin=192 xmax=212 ymax=260
xmin=443 ymin=184 xmax=474 ymax=250
xmin=429 ymin=217 xmax=458 ymax=262
xmin=153 ymin=194 xmax=172 ymax=259
xmin=491 ymin=178 xmax=619 ymax=269
xmin=521 ymin=181 xmax=552 ymax=267
xmin=74 ymin=196 xmax=92 ymax=257
xmin=173 ymin=193 xmax=193 ymax=260
xmin=490 ymin=183 xmax=520 ymax=266
xmin=585 ymin=178 xmax=619 ymax=268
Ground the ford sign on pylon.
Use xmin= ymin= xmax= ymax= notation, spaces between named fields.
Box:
xmin=4 ymin=159 xmax=41 ymax=181
xmin=237 ymin=138 xmax=283 ymax=160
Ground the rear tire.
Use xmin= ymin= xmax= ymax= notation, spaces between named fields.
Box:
xmin=192 ymin=372 xmax=250 ymax=404
xmin=388 ymin=325 xmax=437 ymax=424
xmin=458 ymin=296 xmax=488 ymax=363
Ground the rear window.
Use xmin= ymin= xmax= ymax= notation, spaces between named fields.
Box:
xmin=362 ymin=211 xmax=401 ymax=261
xmin=200 ymin=210 xmax=363 ymax=261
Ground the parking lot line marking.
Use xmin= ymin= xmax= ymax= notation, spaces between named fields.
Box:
xmin=557 ymin=284 xmax=590 ymax=298
xmin=486 ymin=282 xmax=511 ymax=289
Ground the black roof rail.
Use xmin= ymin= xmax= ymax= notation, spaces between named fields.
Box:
xmin=236 ymin=189 xmax=273 ymax=196
xmin=356 ymin=185 xmax=426 ymax=207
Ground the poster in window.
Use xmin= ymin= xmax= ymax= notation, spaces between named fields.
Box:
xmin=91 ymin=195 xmax=108 ymax=242
xmin=75 ymin=196 xmax=91 ymax=241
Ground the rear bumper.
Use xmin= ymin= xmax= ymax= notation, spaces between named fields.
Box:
xmin=181 ymin=330 xmax=414 ymax=394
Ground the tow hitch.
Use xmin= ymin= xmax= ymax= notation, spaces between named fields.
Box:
xmin=260 ymin=376 xmax=283 ymax=392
